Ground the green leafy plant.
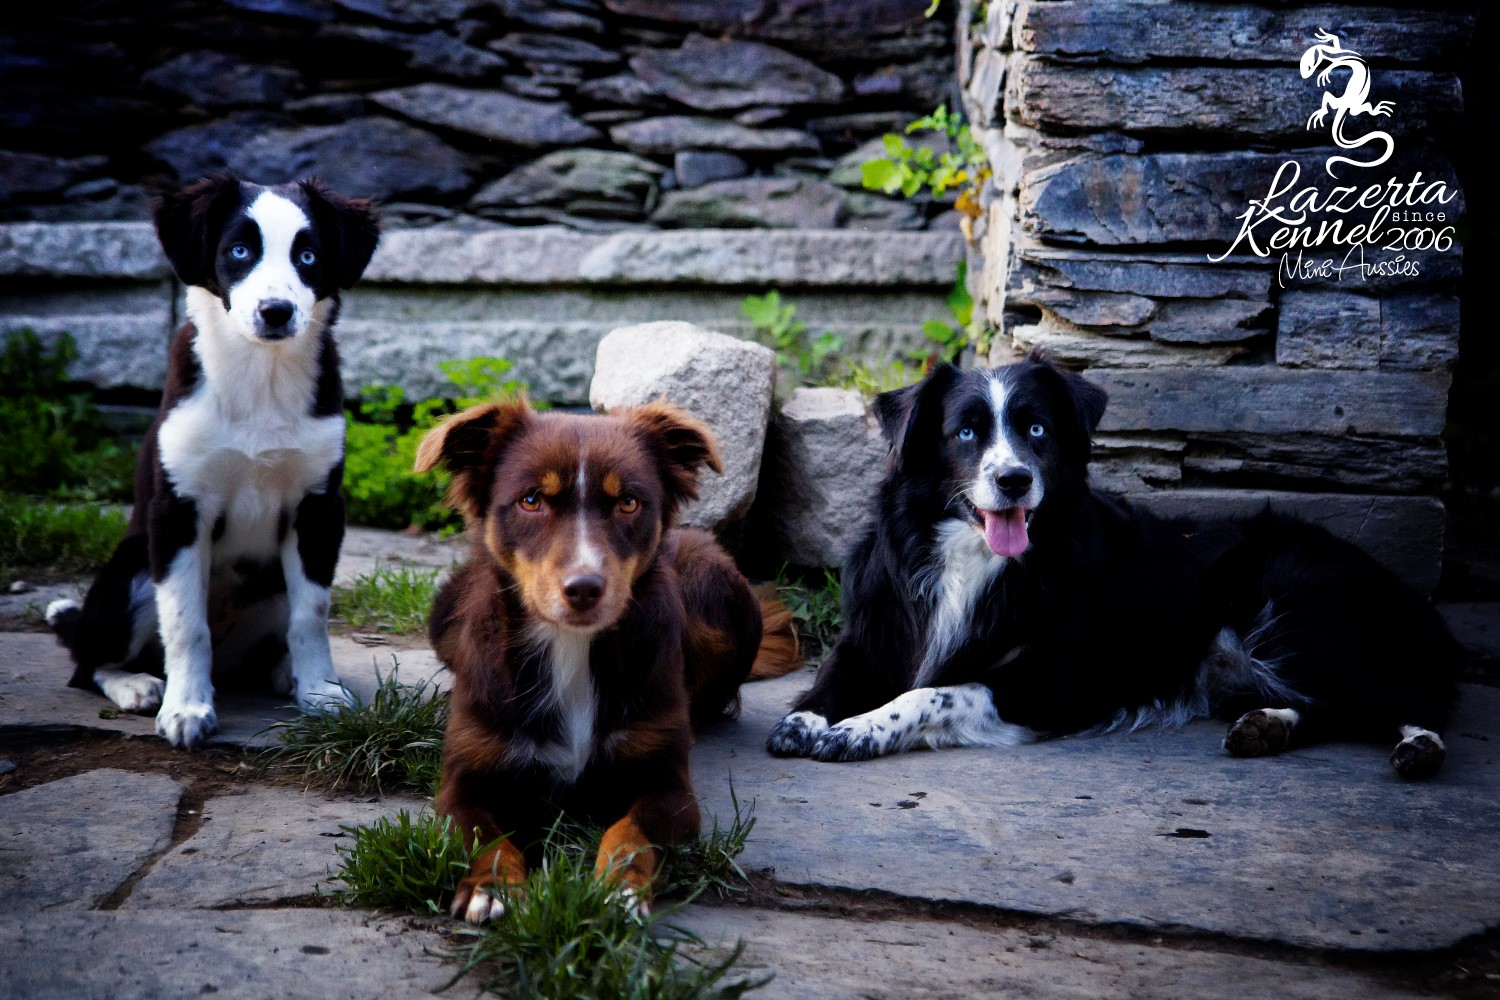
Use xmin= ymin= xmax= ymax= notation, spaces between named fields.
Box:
xmin=334 ymin=808 xmax=483 ymax=913
xmin=860 ymin=104 xmax=990 ymax=219
xmin=820 ymin=358 xmax=925 ymax=397
xmin=661 ymin=786 xmax=757 ymax=901
xmin=258 ymin=662 xmax=448 ymax=794
xmin=918 ymin=260 xmax=977 ymax=364
xmin=0 ymin=329 xmax=136 ymax=502
xmin=331 ymin=562 xmax=442 ymax=635
xmin=0 ymin=493 xmax=128 ymax=574
xmin=343 ymin=356 xmax=525 ymax=533
xmin=742 ymin=291 xmax=842 ymax=387
xmin=774 ymin=566 xmax=842 ymax=664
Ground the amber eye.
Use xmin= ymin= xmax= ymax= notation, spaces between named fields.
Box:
xmin=518 ymin=490 xmax=542 ymax=512
xmin=617 ymin=495 xmax=640 ymax=514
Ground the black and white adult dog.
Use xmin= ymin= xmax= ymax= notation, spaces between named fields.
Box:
xmin=47 ymin=175 xmax=380 ymax=749
xmin=767 ymin=355 xmax=1459 ymax=779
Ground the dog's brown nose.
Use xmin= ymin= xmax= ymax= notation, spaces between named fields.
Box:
xmin=562 ymin=573 xmax=605 ymax=612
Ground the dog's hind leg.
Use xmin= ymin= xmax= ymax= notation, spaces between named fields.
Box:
xmin=1391 ymin=724 xmax=1446 ymax=779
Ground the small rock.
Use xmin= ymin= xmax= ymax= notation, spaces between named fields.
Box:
xmin=611 ymin=115 xmax=819 ymax=156
xmin=0 ymin=760 xmax=15 ymax=775
xmin=285 ymin=93 xmax=368 ymax=122
xmin=734 ymin=107 xmax=788 ymax=126
xmin=8 ymin=580 xmax=33 ymax=594
xmin=371 ymin=83 xmax=599 ymax=147
xmin=501 ymin=0 xmax=604 ymax=34
xmin=488 ymin=32 xmax=618 ymax=65
xmin=141 ymin=51 xmax=301 ymax=108
xmin=763 ymin=387 xmax=888 ymax=567
xmin=330 ymin=0 xmax=472 ymax=24
xmin=590 ymin=322 xmax=776 ymax=529
xmin=673 ymin=151 xmax=748 ymax=188
xmin=470 ymin=148 xmax=664 ymax=222
xmin=630 ymin=33 xmax=844 ymax=111
xmin=0 ymin=150 xmax=83 ymax=201
xmin=651 ymin=176 xmax=845 ymax=229
xmin=576 ymin=72 xmax=665 ymax=109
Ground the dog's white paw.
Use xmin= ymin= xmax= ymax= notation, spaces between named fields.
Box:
xmin=613 ymin=886 xmax=651 ymax=920
xmin=155 ymin=702 xmax=218 ymax=749
xmin=461 ymin=889 xmax=507 ymax=924
xmin=98 ymin=671 xmax=165 ymax=713
xmin=766 ymin=710 xmax=829 ymax=757
xmin=295 ymin=677 xmax=355 ymax=714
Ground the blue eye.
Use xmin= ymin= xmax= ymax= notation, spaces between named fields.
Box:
xmin=1030 ymin=423 xmax=1046 ymax=438
xmin=229 ymin=244 xmax=250 ymax=260
xmin=957 ymin=427 xmax=975 ymax=441
xmin=298 ymin=249 xmax=316 ymax=266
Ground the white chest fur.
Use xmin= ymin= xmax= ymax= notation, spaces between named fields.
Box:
xmin=510 ymin=626 xmax=598 ymax=782
xmin=157 ymin=288 xmax=343 ymax=565
xmin=913 ymin=519 xmax=1006 ymax=686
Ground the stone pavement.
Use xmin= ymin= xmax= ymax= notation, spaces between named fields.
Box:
xmin=1 ymin=547 xmax=1497 ymax=996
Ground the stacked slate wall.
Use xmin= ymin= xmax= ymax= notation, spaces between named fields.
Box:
xmin=2 ymin=0 xmax=957 ymax=231
xmin=960 ymin=0 xmax=1473 ymax=591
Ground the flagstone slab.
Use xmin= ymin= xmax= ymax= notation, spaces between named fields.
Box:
xmin=122 ymin=785 xmax=425 ymax=909
xmin=675 ymin=906 xmax=1426 ymax=999
xmin=0 ymin=768 xmax=182 ymax=910
xmin=692 ymin=672 xmax=1500 ymax=951
xmin=0 ymin=908 xmax=449 ymax=1000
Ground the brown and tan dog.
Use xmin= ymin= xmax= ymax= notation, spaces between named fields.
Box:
xmin=415 ymin=398 xmax=799 ymax=922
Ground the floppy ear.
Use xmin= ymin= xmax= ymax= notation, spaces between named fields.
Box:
xmin=621 ymin=402 xmax=723 ymax=522
xmin=872 ymin=361 xmax=959 ymax=474
xmin=151 ymin=174 xmax=242 ymax=292
xmin=414 ymin=400 xmax=530 ymax=521
xmin=299 ymin=177 xmax=381 ymax=289
xmin=1027 ymin=351 xmax=1107 ymax=440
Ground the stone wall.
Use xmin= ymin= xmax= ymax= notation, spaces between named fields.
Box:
xmin=0 ymin=221 xmax=962 ymax=405
xmin=960 ymin=1 xmax=1473 ymax=591
xmin=2 ymin=0 xmax=957 ymax=232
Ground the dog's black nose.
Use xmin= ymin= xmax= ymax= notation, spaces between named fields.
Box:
xmin=562 ymin=573 xmax=605 ymax=612
xmin=258 ymin=299 xmax=294 ymax=330
xmin=995 ymin=468 xmax=1034 ymax=500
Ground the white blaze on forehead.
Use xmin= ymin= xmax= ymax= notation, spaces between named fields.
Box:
xmin=226 ymin=190 xmax=318 ymax=339
xmin=575 ymin=440 xmax=604 ymax=570
xmin=979 ymin=373 xmax=1019 ymax=472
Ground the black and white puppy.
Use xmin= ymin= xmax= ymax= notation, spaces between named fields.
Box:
xmin=767 ymin=355 xmax=1459 ymax=779
xmin=48 ymin=175 xmax=380 ymax=749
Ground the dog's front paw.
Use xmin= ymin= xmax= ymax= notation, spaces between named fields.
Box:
xmin=100 ymin=672 xmax=165 ymax=713
xmin=451 ymin=877 xmax=521 ymax=924
xmin=1224 ymin=708 xmax=1295 ymax=758
xmin=295 ymin=677 xmax=355 ymax=714
xmin=1391 ymin=729 xmax=1445 ymax=780
xmin=612 ymin=885 xmax=651 ymax=920
xmin=766 ymin=710 xmax=829 ymax=757
xmin=810 ymin=718 xmax=885 ymax=763
xmin=156 ymin=702 xmax=218 ymax=749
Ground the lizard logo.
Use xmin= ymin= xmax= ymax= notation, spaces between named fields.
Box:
xmin=1300 ymin=29 xmax=1395 ymax=177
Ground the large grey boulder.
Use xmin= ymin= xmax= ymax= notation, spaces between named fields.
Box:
xmin=589 ymin=322 xmax=776 ymax=530
xmin=766 ymin=387 xmax=887 ymax=568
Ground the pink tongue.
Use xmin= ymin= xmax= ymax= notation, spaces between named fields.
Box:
xmin=982 ymin=508 xmax=1029 ymax=557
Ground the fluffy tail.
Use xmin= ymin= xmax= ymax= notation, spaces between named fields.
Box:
xmin=46 ymin=598 xmax=83 ymax=652
xmin=749 ymin=586 xmax=802 ymax=681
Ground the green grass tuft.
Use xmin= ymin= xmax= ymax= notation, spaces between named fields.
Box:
xmin=0 ymin=493 xmax=128 ymax=573
xmin=331 ymin=562 xmax=442 ymax=635
xmin=258 ymin=662 xmax=447 ymax=794
xmin=774 ymin=566 xmax=843 ymax=664
xmin=332 ymin=794 xmax=763 ymax=998
xmin=444 ymin=823 xmax=764 ymax=1000
xmin=335 ymin=808 xmax=481 ymax=914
